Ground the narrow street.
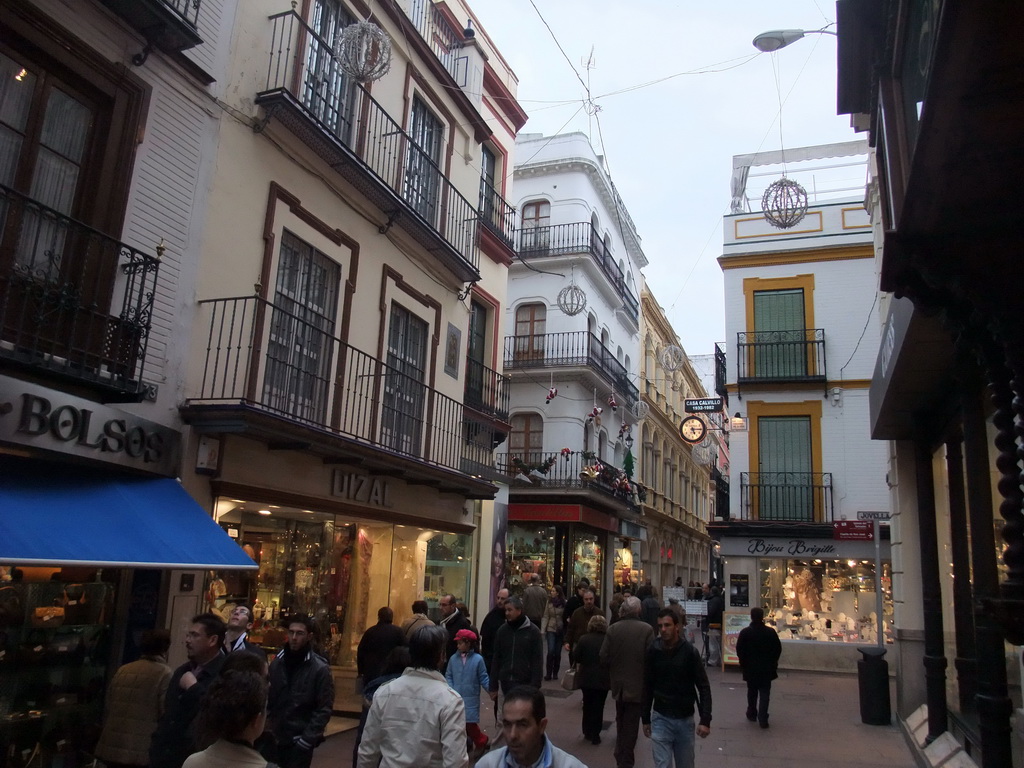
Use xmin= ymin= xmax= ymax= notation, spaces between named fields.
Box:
xmin=316 ymin=663 xmax=915 ymax=768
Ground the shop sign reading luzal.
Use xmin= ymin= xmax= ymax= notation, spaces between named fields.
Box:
xmin=0 ymin=376 xmax=180 ymax=475
xmin=331 ymin=469 xmax=393 ymax=508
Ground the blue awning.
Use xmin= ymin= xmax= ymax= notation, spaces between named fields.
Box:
xmin=0 ymin=458 xmax=257 ymax=570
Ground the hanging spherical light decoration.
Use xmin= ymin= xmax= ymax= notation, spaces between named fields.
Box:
xmin=631 ymin=400 xmax=650 ymax=421
xmin=334 ymin=21 xmax=393 ymax=83
xmin=659 ymin=344 xmax=686 ymax=372
xmin=557 ymin=282 xmax=587 ymax=316
xmin=761 ymin=177 xmax=809 ymax=229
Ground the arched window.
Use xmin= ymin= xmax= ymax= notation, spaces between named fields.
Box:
xmin=514 ymin=303 xmax=546 ymax=361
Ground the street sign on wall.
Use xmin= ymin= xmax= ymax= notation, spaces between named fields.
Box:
xmin=857 ymin=511 xmax=891 ymax=521
xmin=834 ymin=521 xmax=874 ymax=541
xmin=685 ymin=397 xmax=723 ymax=413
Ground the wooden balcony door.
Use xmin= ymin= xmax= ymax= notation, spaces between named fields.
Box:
xmin=753 ymin=288 xmax=807 ymax=377
xmin=382 ymin=302 xmax=427 ymax=455
xmin=757 ymin=415 xmax=813 ymax=521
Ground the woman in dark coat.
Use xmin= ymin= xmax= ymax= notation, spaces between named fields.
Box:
xmin=574 ymin=614 xmax=610 ymax=744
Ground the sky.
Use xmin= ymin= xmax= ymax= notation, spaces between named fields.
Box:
xmin=469 ymin=0 xmax=866 ymax=356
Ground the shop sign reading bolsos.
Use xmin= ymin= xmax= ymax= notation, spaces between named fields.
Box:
xmin=0 ymin=375 xmax=179 ymax=475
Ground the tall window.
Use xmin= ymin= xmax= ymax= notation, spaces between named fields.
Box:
xmin=753 ymin=288 xmax=807 ymax=377
xmin=263 ymin=231 xmax=341 ymax=422
xmin=405 ymin=97 xmax=443 ymax=223
xmin=757 ymin=415 xmax=813 ymax=521
xmin=304 ymin=0 xmax=357 ymax=142
xmin=510 ymin=413 xmax=543 ymax=461
xmin=465 ymin=299 xmax=488 ymax=404
xmin=514 ymin=303 xmax=545 ymax=362
xmin=382 ymin=303 xmax=428 ymax=455
xmin=479 ymin=145 xmax=498 ymax=224
xmin=0 ymin=50 xmax=97 ymax=278
xmin=520 ymin=200 xmax=550 ymax=251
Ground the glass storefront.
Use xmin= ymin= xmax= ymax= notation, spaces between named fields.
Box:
xmin=613 ymin=537 xmax=643 ymax=589
xmin=506 ymin=523 xmax=605 ymax=593
xmin=210 ymin=504 xmax=473 ymax=665
xmin=757 ymin=557 xmax=893 ymax=643
xmin=0 ymin=566 xmax=118 ymax=764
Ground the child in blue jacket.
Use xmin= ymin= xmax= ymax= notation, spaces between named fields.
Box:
xmin=445 ymin=628 xmax=491 ymax=752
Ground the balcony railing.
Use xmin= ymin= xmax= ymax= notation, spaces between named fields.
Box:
xmin=497 ymin=450 xmax=642 ymax=507
xmin=403 ymin=0 xmax=466 ymax=85
xmin=189 ymin=296 xmax=496 ymax=475
xmin=98 ymin=0 xmax=203 ymax=54
xmin=256 ymin=11 xmax=480 ymax=281
xmin=739 ymin=472 xmax=833 ymax=522
xmin=464 ymin=358 xmax=510 ymax=422
xmin=478 ymin=176 xmax=515 ymax=248
xmin=503 ymin=331 xmax=639 ymax=408
xmin=515 ymin=222 xmax=639 ymax=321
xmin=736 ymin=329 xmax=826 ymax=394
xmin=0 ymin=185 xmax=159 ymax=400
xmin=714 ymin=341 xmax=728 ymax=403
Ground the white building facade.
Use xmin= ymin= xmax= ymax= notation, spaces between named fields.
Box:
xmin=710 ymin=142 xmax=891 ymax=671
xmin=501 ymin=132 xmax=645 ymax=600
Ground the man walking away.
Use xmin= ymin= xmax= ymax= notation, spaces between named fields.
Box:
xmin=476 ymin=686 xmax=588 ymax=768
xmin=357 ymin=606 xmax=406 ymax=687
xmin=735 ymin=607 xmax=782 ymax=728
xmin=642 ymin=609 xmax=711 ymax=768
xmin=521 ymin=573 xmax=549 ymax=627
xmin=150 ymin=614 xmax=227 ymax=768
xmin=705 ymin=587 xmax=724 ymax=667
xmin=264 ymin=615 xmax=334 ymax=768
xmin=402 ymin=600 xmax=434 ymax=641
xmin=601 ymin=596 xmax=653 ymax=768
xmin=96 ymin=629 xmax=172 ymax=768
xmin=639 ymin=586 xmax=661 ymax=630
xmin=357 ymin=625 xmax=469 ymax=768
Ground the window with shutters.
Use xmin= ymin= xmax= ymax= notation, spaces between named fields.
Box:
xmin=404 ymin=97 xmax=443 ymax=223
xmin=382 ymin=302 xmax=428 ymax=455
xmin=510 ymin=413 xmax=544 ymax=464
xmin=520 ymin=200 xmax=550 ymax=252
xmin=514 ymin=302 xmax=546 ymax=362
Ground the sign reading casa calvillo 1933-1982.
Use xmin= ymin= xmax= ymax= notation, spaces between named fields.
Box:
xmin=0 ymin=375 xmax=181 ymax=476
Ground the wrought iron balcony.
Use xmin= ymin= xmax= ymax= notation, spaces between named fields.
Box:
xmin=0 ymin=185 xmax=159 ymax=401
xmin=464 ymin=358 xmax=510 ymax=423
xmin=186 ymin=296 xmax=497 ymax=478
xmin=403 ymin=0 xmax=466 ymax=85
xmin=714 ymin=341 xmax=728 ymax=403
xmin=515 ymin=222 xmax=639 ymax=321
xmin=478 ymin=177 xmax=515 ymax=249
xmin=739 ymin=472 xmax=833 ymax=522
xmin=256 ymin=11 xmax=481 ymax=283
xmin=97 ymin=0 xmax=203 ymax=55
xmin=497 ymin=450 xmax=643 ymax=507
xmin=503 ymin=331 xmax=639 ymax=408
xmin=736 ymin=329 xmax=826 ymax=394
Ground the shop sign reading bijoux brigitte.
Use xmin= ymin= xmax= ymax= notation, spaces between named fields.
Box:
xmin=0 ymin=375 xmax=180 ymax=475
xmin=719 ymin=535 xmax=884 ymax=560
xmin=331 ymin=469 xmax=394 ymax=508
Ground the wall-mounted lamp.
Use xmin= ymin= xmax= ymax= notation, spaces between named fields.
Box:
xmin=624 ymin=433 xmax=635 ymax=450
xmin=752 ymin=26 xmax=837 ymax=53
xmin=729 ymin=412 xmax=748 ymax=432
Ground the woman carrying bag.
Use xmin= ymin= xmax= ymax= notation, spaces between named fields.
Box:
xmin=574 ymin=614 xmax=610 ymax=745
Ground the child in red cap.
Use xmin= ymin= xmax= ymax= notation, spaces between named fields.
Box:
xmin=445 ymin=628 xmax=491 ymax=754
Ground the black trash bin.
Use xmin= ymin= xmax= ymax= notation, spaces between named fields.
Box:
xmin=857 ymin=646 xmax=891 ymax=725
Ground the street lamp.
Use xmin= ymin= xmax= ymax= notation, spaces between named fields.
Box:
xmin=752 ymin=27 xmax=837 ymax=53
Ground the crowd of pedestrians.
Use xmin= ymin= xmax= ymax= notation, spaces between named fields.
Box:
xmin=95 ymin=577 xmax=771 ymax=768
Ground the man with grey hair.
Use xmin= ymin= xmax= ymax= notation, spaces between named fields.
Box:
xmin=522 ymin=573 xmax=549 ymax=627
xmin=601 ymin=595 xmax=654 ymax=768
xmin=489 ymin=595 xmax=544 ymax=700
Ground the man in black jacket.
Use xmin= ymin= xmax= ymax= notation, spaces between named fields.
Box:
xmin=223 ymin=604 xmax=267 ymax=658
xmin=642 ymin=608 xmax=711 ymax=768
xmin=488 ymin=596 xmax=544 ymax=699
xmin=437 ymin=592 xmax=472 ymax=668
xmin=150 ymin=613 xmax=226 ymax=768
xmin=480 ymin=587 xmax=510 ymax=673
xmin=735 ymin=607 xmax=782 ymax=728
xmin=265 ymin=615 xmax=335 ymax=768
xmin=356 ymin=606 xmax=406 ymax=685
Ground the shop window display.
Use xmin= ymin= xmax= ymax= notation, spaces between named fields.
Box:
xmin=757 ymin=558 xmax=893 ymax=643
xmin=0 ymin=567 xmax=116 ymax=768
xmin=573 ymin=531 xmax=602 ymax=588
xmin=507 ymin=524 xmax=556 ymax=592
xmin=613 ymin=538 xmax=642 ymax=589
